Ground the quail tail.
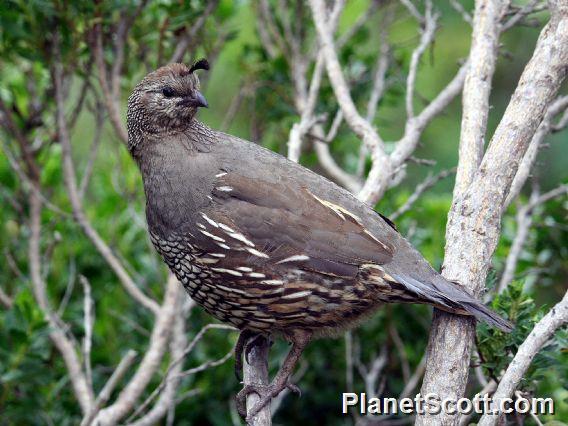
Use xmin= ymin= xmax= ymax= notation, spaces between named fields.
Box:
xmin=455 ymin=299 xmax=514 ymax=332
xmin=389 ymin=273 xmax=514 ymax=332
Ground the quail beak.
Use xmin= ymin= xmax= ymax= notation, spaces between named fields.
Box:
xmin=194 ymin=91 xmax=208 ymax=108
xmin=177 ymin=91 xmax=209 ymax=109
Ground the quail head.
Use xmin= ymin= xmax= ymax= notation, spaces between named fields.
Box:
xmin=127 ymin=60 xmax=513 ymax=420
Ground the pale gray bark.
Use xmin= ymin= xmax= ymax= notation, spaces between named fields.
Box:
xmin=416 ymin=2 xmax=568 ymax=425
xmin=93 ymin=275 xmax=181 ymax=425
xmin=505 ymin=95 xmax=568 ymax=208
xmin=453 ymin=0 xmax=509 ymax=197
xmin=244 ymin=337 xmax=272 ymax=426
xmin=309 ymin=0 xmax=392 ymax=204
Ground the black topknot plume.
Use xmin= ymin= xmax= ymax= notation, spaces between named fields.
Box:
xmin=189 ymin=58 xmax=210 ymax=73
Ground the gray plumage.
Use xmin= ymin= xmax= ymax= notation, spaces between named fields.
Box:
xmin=127 ymin=61 xmax=512 ymax=418
xmin=127 ymin=62 xmax=512 ymax=336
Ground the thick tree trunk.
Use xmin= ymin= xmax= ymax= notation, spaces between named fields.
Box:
xmin=416 ymin=2 xmax=568 ymax=425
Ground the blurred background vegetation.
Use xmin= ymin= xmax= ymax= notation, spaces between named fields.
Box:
xmin=0 ymin=0 xmax=566 ymax=424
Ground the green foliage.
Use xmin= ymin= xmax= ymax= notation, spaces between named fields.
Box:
xmin=477 ymin=281 xmax=566 ymax=394
xmin=477 ymin=278 xmax=568 ymax=422
xmin=0 ymin=0 xmax=566 ymax=424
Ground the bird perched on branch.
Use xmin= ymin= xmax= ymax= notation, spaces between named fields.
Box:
xmin=127 ymin=60 xmax=513 ymax=420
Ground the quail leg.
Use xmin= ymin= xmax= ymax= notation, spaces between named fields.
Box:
xmin=234 ymin=329 xmax=257 ymax=381
xmin=236 ymin=330 xmax=312 ymax=421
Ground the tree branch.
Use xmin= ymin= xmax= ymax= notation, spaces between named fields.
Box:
xmin=498 ymin=184 xmax=568 ymax=293
xmin=93 ymin=274 xmax=181 ymax=425
xmin=286 ymin=0 xmax=343 ymax=162
xmin=126 ymin=301 xmax=187 ymax=426
xmin=81 ymin=350 xmax=138 ymax=426
xmin=390 ymin=168 xmax=456 ymax=221
xmin=406 ymin=0 xmax=438 ymax=119
xmin=0 ymin=285 xmax=12 ymax=309
xmin=309 ymin=0 xmax=392 ymax=204
xmin=417 ymin=2 xmax=568 ymax=424
xmin=244 ymin=336 xmax=272 ymax=426
xmin=453 ymin=0 xmax=510 ymax=198
xmin=169 ymin=0 xmax=219 ymax=63
xmin=505 ymin=94 xmax=568 ymax=207
xmin=80 ymin=275 xmax=95 ymax=391
xmin=28 ymin=188 xmax=94 ymax=414
xmin=54 ymin=54 xmax=160 ymax=314
xmin=477 ymin=290 xmax=568 ymax=426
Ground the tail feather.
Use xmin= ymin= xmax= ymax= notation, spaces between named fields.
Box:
xmin=389 ymin=273 xmax=514 ymax=333
xmin=459 ymin=300 xmax=514 ymax=332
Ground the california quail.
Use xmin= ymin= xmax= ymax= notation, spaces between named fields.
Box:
xmin=127 ymin=60 xmax=513 ymax=419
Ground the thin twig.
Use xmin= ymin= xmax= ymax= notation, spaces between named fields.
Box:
xmin=498 ymin=184 xmax=568 ymax=293
xmin=399 ymin=0 xmax=424 ymax=23
xmin=126 ymin=301 xmax=187 ymax=426
xmin=2 ymin=138 xmax=70 ymax=217
xmin=502 ymin=0 xmax=544 ymax=31
xmin=309 ymin=0 xmax=392 ymax=204
xmin=506 ymin=95 xmax=568 ymax=207
xmin=389 ymin=323 xmax=410 ymax=384
xmin=80 ymin=275 xmax=95 ymax=391
xmin=93 ymin=275 xmax=181 ymax=425
xmin=390 ymin=168 xmax=456 ymax=221
xmin=169 ymin=0 xmax=219 ymax=63
xmin=0 ymin=286 xmax=13 ymax=309
xmin=458 ymin=380 xmax=497 ymax=426
xmin=81 ymin=350 xmax=138 ymax=426
xmin=398 ymin=354 xmax=426 ymax=400
xmin=126 ymin=323 xmax=236 ymax=423
xmin=56 ymin=261 xmax=76 ymax=318
xmin=55 ymin=54 xmax=160 ymax=314
xmin=79 ymin=100 xmax=104 ymax=199
xmin=406 ymin=0 xmax=438 ymax=119
xmin=450 ymin=0 xmax=473 ymax=25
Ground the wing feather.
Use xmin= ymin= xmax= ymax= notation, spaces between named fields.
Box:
xmin=205 ymin=172 xmax=394 ymax=278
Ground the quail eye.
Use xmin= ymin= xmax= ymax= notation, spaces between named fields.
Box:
xmin=162 ymin=86 xmax=175 ymax=98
